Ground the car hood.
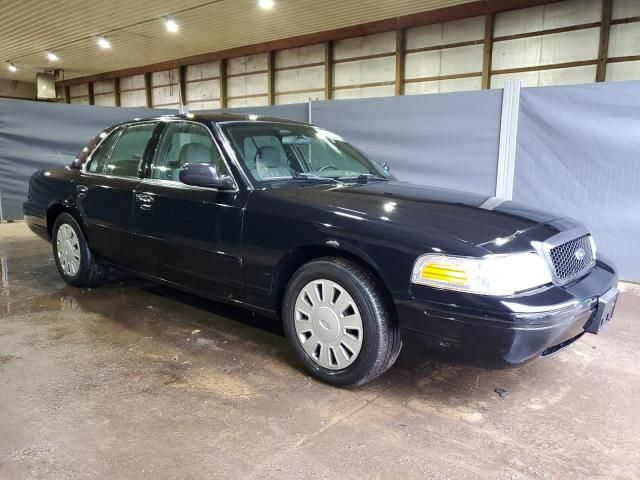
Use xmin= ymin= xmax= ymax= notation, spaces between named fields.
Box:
xmin=276 ymin=181 xmax=562 ymax=249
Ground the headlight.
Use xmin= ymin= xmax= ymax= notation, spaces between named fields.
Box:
xmin=411 ymin=252 xmax=552 ymax=296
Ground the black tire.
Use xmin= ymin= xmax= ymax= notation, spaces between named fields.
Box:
xmin=52 ymin=212 xmax=107 ymax=287
xmin=282 ymin=257 xmax=402 ymax=387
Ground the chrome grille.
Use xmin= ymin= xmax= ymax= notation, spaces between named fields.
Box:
xmin=549 ymin=235 xmax=595 ymax=283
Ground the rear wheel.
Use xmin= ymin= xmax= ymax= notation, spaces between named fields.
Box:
xmin=282 ymin=257 xmax=402 ymax=387
xmin=52 ymin=213 xmax=106 ymax=287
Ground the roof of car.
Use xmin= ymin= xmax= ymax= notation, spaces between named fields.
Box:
xmin=126 ymin=112 xmax=309 ymax=126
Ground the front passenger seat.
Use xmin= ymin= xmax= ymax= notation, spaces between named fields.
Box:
xmin=173 ymin=143 xmax=213 ymax=181
xmin=255 ymin=146 xmax=292 ymax=180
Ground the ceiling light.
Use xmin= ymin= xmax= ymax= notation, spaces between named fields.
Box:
xmin=258 ymin=0 xmax=274 ymax=9
xmin=97 ymin=36 xmax=111 ymax=49
xmin=46 ymin=51 xmax=59 ymax=61
xmin=164 ymin=16 xmax=178 ymax=32
xmin=7 ymin=62 xmax=17 ymax=72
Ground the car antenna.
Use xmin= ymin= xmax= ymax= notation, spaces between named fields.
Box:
xmin=177 ymin=79 xmax=189 ymax=116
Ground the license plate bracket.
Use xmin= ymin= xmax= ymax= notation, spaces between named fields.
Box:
xmin=585 ymin=287 xmax=619 ymax=334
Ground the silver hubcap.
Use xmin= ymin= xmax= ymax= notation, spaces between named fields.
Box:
xmin=294 ymin=279 xmax=363 ymax=370
xmin=56 ymin=224 xmax=81 ymax=277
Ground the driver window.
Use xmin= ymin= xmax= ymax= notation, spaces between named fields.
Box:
xmin=104 ymin=123 xmax=157 ymax=177
xmin=151 ymin=122 xmax=227 ymax=181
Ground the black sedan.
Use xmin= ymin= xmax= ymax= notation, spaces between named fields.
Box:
xmin=23 ymin=113 xmax=619 ymax=387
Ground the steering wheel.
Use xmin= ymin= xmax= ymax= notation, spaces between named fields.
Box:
xmin=318 ymin=164 xmax=337 ymax=172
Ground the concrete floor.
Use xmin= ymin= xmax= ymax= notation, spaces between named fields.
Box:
xmin=1 ymin=222 xmax=639 ymax=480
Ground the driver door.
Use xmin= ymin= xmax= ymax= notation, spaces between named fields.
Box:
xmin=131 ymin=121 xmax=247 ymax=301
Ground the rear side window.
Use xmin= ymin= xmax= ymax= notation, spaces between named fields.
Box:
xmin=87 ymin=129 xmax=122 ymax=173
xmin=150 ymin=122 xmax=227 ymax=181
xmin=105 ymin=123 xmax=157 ymax=178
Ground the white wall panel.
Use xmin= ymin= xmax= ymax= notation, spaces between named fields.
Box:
xmin=69 ymin=96 xmax=89 ymax=105
xmin=227 ymin=96 xmax=269 ymax=108
xmin=69 ymin=84 xmax=88 ymax=104
xmin=152 ymin=85 xmax=180 ymax=107
xmin=228 ymin=72 xmax=268 ymax=98
xmin=492 ymin=28 xmax=599 ymax=70
xmin=120 ymin=89 xmax=146 ymax=107
xmin=151 ymin=68 xmax=179 ymax=107
xmin=333 ymin=85 xmax=394 ymax=100
xmin=185 ymin=61 xmax=220 ymax=81
xmin=93 ymin=79 xmax=114 ymax=94
xmin=494 ymin=0 xmax=601 ymax=37
xmin=491 ymin=65 xmax=596 ymax=88
xmin=276 ymin=44 xmax=325 ymax=68
xmin=120 ymin=74 xmax=144 ymax=91
xmin=185 ymin=62 xmax=220 ymax=106
xmin=152 ymin=68 xmax=178 ymax=86
xmin=406 ymin=16 xmax=484 ymax=49
xmin=0 ymin=78 xmax=35 ymax=99
xmin=333 ymin=32 xmax=395 ymax=60
xmin=612 ymin=0 xmax=640 ymax=20
xmin=188 ymin=100 xmax=221 ymax=111
xmin=405 ymin=76 xmax=482 ymax=95
xmin=333 ymin=57 xmax=395 ymax=87
xmin=606 ymin=60 xmax=640 ymax=81
xmin=93 ymin=79 xmax=115 ymax=107
xmin=608 ymin=23 xmax=640 ymax=58
xmin=94 ymin=93 xmax=116 ymax=106
xmin=228 ymin=53 xmax=268 ymax=74
xmin=276 ymin=91 xmax=325 ymax=105
xmin=276 ymin=66 xmax=324 ymax=92
xmin=405 ymin=44 xmax=483 ymax=79
xmin=186 ymin=79 xmax=220 ymax=103
xmin=69 ymin=84 xmax=88 ymax=96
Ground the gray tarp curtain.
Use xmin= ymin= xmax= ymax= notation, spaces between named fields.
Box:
xmin=0 ymin=99 xmax=175 ymax=221
xmin=309 ymin=91 xmax=503 ymax=196
xmin=513 ymin=81 xmax=640 ymax=282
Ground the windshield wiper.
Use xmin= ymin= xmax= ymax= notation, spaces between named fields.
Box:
xmin=336 ymin=173 xmax=388 ymax=183
xmin=292 ymin=172 xmax=343 ymax=184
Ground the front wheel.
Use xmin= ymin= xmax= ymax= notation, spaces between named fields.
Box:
xmin=282 ymin=257 xmax=402 ymax=387
xmin=52 ymin=213 xmax=107 ymax=287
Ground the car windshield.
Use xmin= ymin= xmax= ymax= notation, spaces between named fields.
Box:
xmin=220 ymin=121 xmax=390 ymax=184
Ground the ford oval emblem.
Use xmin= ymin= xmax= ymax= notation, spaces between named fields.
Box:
xmin=574 ymin=247 xmax=586 ymax=261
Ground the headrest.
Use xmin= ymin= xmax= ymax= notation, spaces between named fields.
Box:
xmin=179 ymin=143 xmax=212 ymax=164
xmin=256 ymin=146 xmax=281 ymax=168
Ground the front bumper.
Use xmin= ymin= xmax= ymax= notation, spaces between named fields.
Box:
xmin=394 ymin=258 xmax=618 ymax=369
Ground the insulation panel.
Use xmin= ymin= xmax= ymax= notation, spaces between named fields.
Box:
xmin=491 ymin=28 xmax=600 ymax=71
xmin=494 ymin=0 xmax=601 ymax=37
xmin=491 ymin=65 xmax=597 ymax=88
xmin=119 ymin=74 xmax=146 ymax=107
xmin=406 ymin=16 xmax=484 ymax=49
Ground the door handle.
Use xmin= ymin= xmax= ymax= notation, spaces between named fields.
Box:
xmin=76 ymin=185 xmax=88 ymax=193
xmin=135 ymin=193 xmax=154 ymax=210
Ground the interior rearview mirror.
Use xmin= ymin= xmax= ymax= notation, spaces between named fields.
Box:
xmin=179 ymin=163 xmax=235 ymax=190
xmin=281 ymin=135 xmax=311 ymax=145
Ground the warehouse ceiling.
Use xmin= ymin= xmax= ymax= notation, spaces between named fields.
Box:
xmin=1 ymin=0 xmax=476 ymax=83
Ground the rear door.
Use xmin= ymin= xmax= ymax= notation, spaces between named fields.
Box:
xmin=76 ymin=122 xmax=159 ymax=267
xmin=131 ymin=120 xmax=247 ymax=301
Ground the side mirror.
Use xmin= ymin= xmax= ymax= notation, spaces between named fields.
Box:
xmin=178 ymin=163 xmax=235 ymax=190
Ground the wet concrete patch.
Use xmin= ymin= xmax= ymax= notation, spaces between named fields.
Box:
xmin=1 ymin=222 xmax=640 ymax=479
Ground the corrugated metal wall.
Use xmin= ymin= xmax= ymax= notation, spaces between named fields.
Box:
xmin=57 ymin=0 xmax=640 ymax=109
